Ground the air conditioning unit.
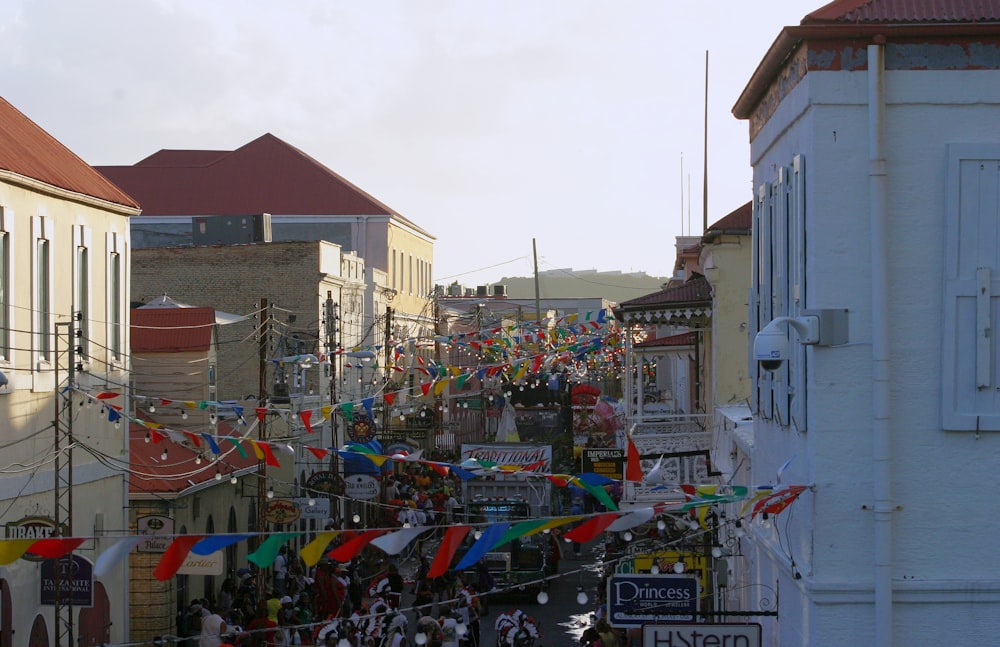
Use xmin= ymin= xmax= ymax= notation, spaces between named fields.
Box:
xmin=493 ymin=284 xmax=507 ymax=297
xmin=448 ymin=284 xmax=464 ymax=296
xmin=476 ymin=285 xmax=489 ymax=297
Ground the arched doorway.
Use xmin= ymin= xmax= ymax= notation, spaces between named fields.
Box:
xmin=28 ymin=615 xmax=48 ymax=647
xmin=0 ymin=578 xmax=11 ymax=647
xmin=78 ymin=582 xmax=111 ymax=647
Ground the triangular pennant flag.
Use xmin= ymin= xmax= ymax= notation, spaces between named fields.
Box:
xmin=455 ymin=524 xmax=511 ymax=571
xmin=383 ymin=392 xmax=396 ymax=407
xmin=326 ymin=529 xmax=387 ymax=563
xmin=434 ymin=380 xmax=448 ymax=396
xmin=420 ymin=382 xmax=432 ymax=397
xmin=259 ymin=443 xmax=281 ymax=468
xmin=455 ymin=373 xmax=470 ymax=390
xmin=201 ymin=433 xmax=221 ymax=455
xmin=0 ymin=539 xmax=36 ymax=565
xmin=301 ymin=410 xmax=314 ymax=433
xmin=154 ymin=535 xmax=206 ymax=581
xmin=321 ymin=405 xmax=332 ymax=421
xmin=191 ymin=534 xmax=254 ymax=556
xmin=342 ymin=402 xmax=355 ymax=422
xmin=226 ymin=437 xmax=248 ymax=458
xmin=428 ymin=526 xmax=472 ymax=578
xmin=492 ymin=520 xmax=551 ymax=548
xmin=301 ymin=532 xmax=340 ymax=567
xmin=564 ymin=513 xmax=618 ymax=543
xmin=248 ymin=532 xmax=300 ymax=568
xmin=370 ymin=527 xmax=432 ymax=555
xmin=249 ymin=440 xmax=266 ymax=461
xmin=95 ymin=537 xmax=143 ymax=577
xmin=626 ymin=432 xmax=643 ymax=483
xmin=362 ymin=397 xmax=374 ymax=419
xmin=307 ymin=446 xmax=329 ymax=460
xmin=26 ymin=537 xmax=86 ymax=559
xmin=255 ymin=407 xmax=268 ymax=422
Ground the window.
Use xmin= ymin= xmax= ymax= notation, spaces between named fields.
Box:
xmin=107 ymin=232 xmax=124 ymax=362
xmin=74 ymin=226 xmax=91 ymax=364
xmin=0 ymin=208 xmax=10 ymax=362
xmin=942 ymin=145 xmax=1000 ymax=430
xmin=33 ymin=216 xmax=53 ymax=363
xmin=753 ymin=155 xmax=807 ymax=429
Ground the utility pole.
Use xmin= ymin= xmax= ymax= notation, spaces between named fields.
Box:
xmin=53 ymin=318 xmax=76 ymax=647
xmin=257 ymin=299 xmax=270 ymax=554
xmin=325 ymin=292 xmax=340 ymax=459
xmin=383 ymin=306 xmax=393 ymax=438
xmin=532 ymin=238 xmax=541 ymax=321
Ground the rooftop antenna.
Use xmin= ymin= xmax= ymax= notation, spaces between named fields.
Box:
xmin=680 ymin=152 xmax=685 ymax=236
xmin=703 ymin=49 xmax=709 ymax=234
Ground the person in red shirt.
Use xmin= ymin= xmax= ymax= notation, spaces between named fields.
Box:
xmin=244 ymin=601 xmax=278 ymax=647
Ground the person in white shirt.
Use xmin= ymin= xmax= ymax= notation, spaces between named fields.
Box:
xmin=199 ymin=603 xmax=227 ymax=647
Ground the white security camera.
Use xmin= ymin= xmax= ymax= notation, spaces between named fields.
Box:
xmin=753 ymin=326 xmax=791 ymax=372
xmin=753 ymin=316 xmax=822 ymax=372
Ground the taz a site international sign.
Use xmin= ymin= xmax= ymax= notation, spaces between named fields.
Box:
xmin=607 ymin=574 xmax=698 ymax=627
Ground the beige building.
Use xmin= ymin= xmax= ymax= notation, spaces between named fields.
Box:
xmin=0 ymin=96 xmax=139 ymax=645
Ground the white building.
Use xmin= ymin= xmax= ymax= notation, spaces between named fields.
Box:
xmin=724 ymin=1 xmax=1000 ymax=644
xmin=0 ymin=96 xmax=139 ymax=645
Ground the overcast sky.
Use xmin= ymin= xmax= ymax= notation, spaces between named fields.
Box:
xmin=1 ymin=0 xmax=813 ymax=288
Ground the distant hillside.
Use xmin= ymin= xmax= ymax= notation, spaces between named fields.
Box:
xmin=476 ymin=268 xmax=672 ymax=304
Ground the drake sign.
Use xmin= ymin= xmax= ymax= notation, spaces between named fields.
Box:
xmin=6 ymin=516 xmax=67 ymax=562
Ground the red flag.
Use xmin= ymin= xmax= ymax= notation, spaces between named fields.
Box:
xmin=154 ymin=535 xmax=205 ymax=581
xmin=428 ymin=526 xmax=472 ymax=578
xmin=255 ymin=407 xmax=268 ymax=422
xmin=626 ymin=435 xmax=643 ymax=483
xmin=301 ymin=410 xmax=314 ymax=433
xmin=531 ymin=355 xmax=544 ymax=373
xmin=260 ymin=443 xmax=281 ymax=468
xmin=326 ymin=529 xmax=386 ymax=562
xmin=384 ymin=392 xmax=396 ymax=406
xmin=307 ymin=446 xmax=329 ymax=460
xmin=564 ymin=513 xmax=617 ymax=543
xmin=420 ymin=382 xmax=432 ymax=397
xmin=182 ymin=430 xmax=202 ymax=447
xmin=27 ymin=537 xmax=85 ymax=559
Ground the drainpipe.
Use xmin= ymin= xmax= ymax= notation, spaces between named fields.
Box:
xmin=868 ymin=38 xmax=893 ymax=647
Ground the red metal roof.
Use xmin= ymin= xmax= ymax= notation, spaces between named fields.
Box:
xmin=131 ymin=307 xmax=215 ymax=353
xmin=635 ymin=331 xmax=698 ymax=348
xmin=96 ymin=133 xmax=400 ymax=219
xmin=0 ymin=96 xmax=139 ymax=209
xmin=706 ymin=201 xmax=752 ymax=234
xmin=617 ymin=274 xmax=713 ymax=310
xmin=805 ymin=0 xmax=1000 ymax=23
xmin=129 ymin=417 xmax=260 ymax=495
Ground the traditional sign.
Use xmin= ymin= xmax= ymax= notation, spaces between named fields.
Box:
xmin=461 ymin=443 xmax=552 ymax=472
xmin=40 ymin=555 xmax=93 ymax=607
xmin=607 ymin=574 xmax=698 ymax=627
xmin=136 ymin=515 xmax=174 ymax=553
xmin=344 ymin=474 xmax=379 ymax=500
xmin=643 ymin=624 xmax=761 ymax=646
xmin=177 ymin=551 xmax=224 ymax=576
xmin=306 ymin=471 xmax=346 ymax=496
xmin=264 ymin=499 xmax=301 ymax=525
xmin=6 ymin=516 xmax=67 ymax=562
xmin=293 ymin=497 xmax=330 ymax=520
xmin=582 ymin=448 xmax=624 ymax=480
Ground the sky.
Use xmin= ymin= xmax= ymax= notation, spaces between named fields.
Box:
xmin=1 ymin=0 xmax=815 ymax=288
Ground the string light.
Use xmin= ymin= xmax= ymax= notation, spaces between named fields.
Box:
xmin=160 ymin=448 xmax=168 ymax=461
xmin=266 ymin=487 xmax=274 ymax=499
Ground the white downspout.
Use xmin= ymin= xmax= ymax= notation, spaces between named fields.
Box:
xmin=868 ymin=38 xmax=893 ymax=646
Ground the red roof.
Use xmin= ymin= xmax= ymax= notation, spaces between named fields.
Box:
xmin=96 ymin=133 xmax=401 ymax=219
xmin=617 ymin=274 xmax=713 ymax=310
xmin=734 ymin=0 xmax=1000 ymax=119
xmin=706 ymin=202 xmax=752 ymax=235
xmin=0 ymin=96 xmax=139 ymax=209
xmin=129 ymin=418 xmax=260 ymax=495
xmin=635 ymin=331 xmax=698 ymax=348
xmin=131 ymin=307 xmax=215 ymax=353
xmin=804 ymin=0 xmax=1000 ymax=23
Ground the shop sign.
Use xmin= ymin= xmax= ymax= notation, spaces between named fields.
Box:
xmin=345 ymin=474 xmax=379 ymax=500
xmin=265 ymin=499 xmax=301 ymax=525
xmin=136 ymin=514 xmax=174 ymax=553
xmin=306 ymin=471 xmax=346 ymax=496
xmin=177 ymin=551 xmax=224 ymax=576
xmin=5 ymin=516 xmax=67 ymax=562
xmin=643 ymin=624 xmax=761 ymax=646
xmin=607 ymin=574 xmax=698 ymax=626
xmin=293 ymin=497 xmax=330 ymax=519
xmin=40 ymin=555 xmax=93 ymax=607
xmin=582 ymin=448 xmax=624 ymax=480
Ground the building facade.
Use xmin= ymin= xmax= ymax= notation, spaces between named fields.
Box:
xmin=0 ymin=96 xmax=139 ymax=646
xmin=727 ymin=1 xmax=1000 ymax=643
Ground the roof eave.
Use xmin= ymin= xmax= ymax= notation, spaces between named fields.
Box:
xmin=733 ymin=22 xmax=1000 ymax=119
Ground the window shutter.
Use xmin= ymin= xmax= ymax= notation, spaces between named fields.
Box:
xmin=943 ymin=145 xmax=1000 ymax=430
